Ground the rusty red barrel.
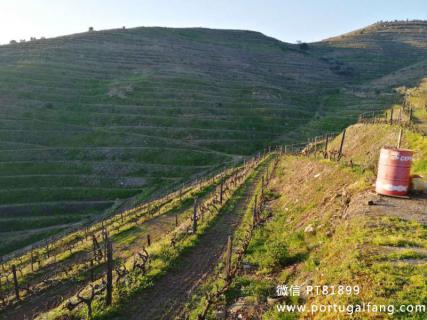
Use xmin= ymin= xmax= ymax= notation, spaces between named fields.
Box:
xmin=375 ymin=147 xmax=413 ymax=197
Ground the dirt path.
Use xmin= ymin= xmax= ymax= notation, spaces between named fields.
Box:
xmin=348 ymin=191 xmax=427 ymax=264
xmin=348 ymin=191 xmax=427 ymax=224
xmin=112 ymin=162 xmax=267 ymax=320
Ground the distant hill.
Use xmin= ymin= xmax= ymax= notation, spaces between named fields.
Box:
xmin=1 ymin=21 xmax=427 ymax=254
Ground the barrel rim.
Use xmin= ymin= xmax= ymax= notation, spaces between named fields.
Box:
xmin=381 ymin=146 xmax=414 ymax=153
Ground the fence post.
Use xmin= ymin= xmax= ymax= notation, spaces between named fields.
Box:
xmin=338 ymin=129 xmax=346 ymax=159
xmin=390 ymin=108 xmax=394 ymax=125
xmin=12 ymin=265 xmax=19 ymax=301
xmin=106 ymin=241 xmax=113 ymax=306
xmin=90 ymin=258 xmax=94 ymax=282
xmin=409 ymin=108 xmax=413 ymax=123
xmin=397 ymin=129 xmax=403 ymax=149
xmin=261 ymin=176 xmax=264 ymax=199
xmin=314 ymin=136 xmax=318 ymax=156
xmin=192 ymin=198 xmax=198 ymax=233
xmin=398 ymin=108 xmax=402 ymax=125
xmin=92 ymin=234 xmax=98 ymax=256
xmin=30 ymin=248 xmax=34 ymax=272
xmin=220 ymin=179 xmax=224 ymax=205
xmin=45 ymin=241 xmax=50 ymax=258
xmin=225 ymin=236 xmax=233 ymax=280
xmin=175 ymin=214 xmax=178 ymax=227
xmin=324 ymin=134 xmax=329 ymax=159
xmin=103 ymin=229 xmax=109 ymax=262
xmin=147 ymin=234 xmax=151 ymax=247
xmin=253 ymin=195 xmax=258 ymax=226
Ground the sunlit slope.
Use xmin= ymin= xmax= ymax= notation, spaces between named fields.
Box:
xmin=317 ymin=21 xmax=427 ymax=80
xmin=293 ymin=21 xmax=427 ymax=138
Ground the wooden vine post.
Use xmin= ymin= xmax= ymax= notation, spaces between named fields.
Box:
xmin=30 ymin=248 xmax=34 ymax=272
xmin=106 ymin=240 xmax=113 ymax=306
xmin=220 ymin=179 xmax=224 ymax=205
xmin=390 ymin=108 xmax=394 ymax=125
xmin=45 ymin=240 xmax=50 ymax=258
xmin=397 ymin=128 xmax=403 ymax=149
xmin=314 ymin=136 xmax=318 ymax=156
xmin=225 ymin=236 xmax=233 ymax=280
xmin=324 ymin=134 xmax=329 ymax=159
xmin=12 ymin=264 xmax=19 ymax=301
xmin=147 ymin=234 xmax=151 ymax=247
xmin=90 ymin=258 xmax=94 ymax=282
xmin=192 ymin=198 xmax=198 ymax=233
xmin=103 ymin=228 xmax=109 ymax=262
xmin=253 ymin=195 xmax=258 ymax=226
xmin=92 ymin=234 xmax=103 ymax=262
xmin=261 ymin=176 xmax=264 ymax=199
xmin=338 ymin=129 xmax=346 ymax=160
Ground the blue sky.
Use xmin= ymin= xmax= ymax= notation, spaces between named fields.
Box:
xmin=1 ymin=0 xmax=426 ymax=45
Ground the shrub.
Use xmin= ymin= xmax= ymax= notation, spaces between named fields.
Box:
xmin=299 ymin=42 xmax=309 ymax=51
xmin=264 ymin=238 xmax=290 ymax=268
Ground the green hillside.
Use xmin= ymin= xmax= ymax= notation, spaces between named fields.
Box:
xmin=1 ymin=21 xmax=427 ymax=255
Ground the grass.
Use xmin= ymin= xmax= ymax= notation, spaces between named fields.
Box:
xmin=0 ymin=227 xmax=68 ymax=256
xmin=405 ymin=125 xmax=427 ymax=176
xmin=0 ymin=168 xmax=229 ymax=305
xmin=298 ymin=215 xmax=427 ymax=320
xmin=1 ymin=21 xmax=427 ymax=319
xmin=183 ymin=155 xmax=276 ymax=319
xmin=179 ymin=156 xmax=365 ymax=319
xmin=39 ymin=154 xmax=271 ymax=320
xmin=187 ymin=111 xmax=427 ymax=318
xmin=2 ymin=22 xmax=427 ymax=254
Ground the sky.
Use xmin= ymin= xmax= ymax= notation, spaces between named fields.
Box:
xmin=0 ymin=0 xmax=427 ymax=45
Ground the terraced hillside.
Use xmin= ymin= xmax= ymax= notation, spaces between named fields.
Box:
xmin=403 ymin=77 xmax=427 ymax=134
xmin=183 ymin=103 xmax=427 ymax=320
xmin=1 ymin=21 xmax=427 ymax=255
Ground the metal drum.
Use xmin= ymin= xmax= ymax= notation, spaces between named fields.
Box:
xmin=375 ymin=147 xmax=413 ymax=197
